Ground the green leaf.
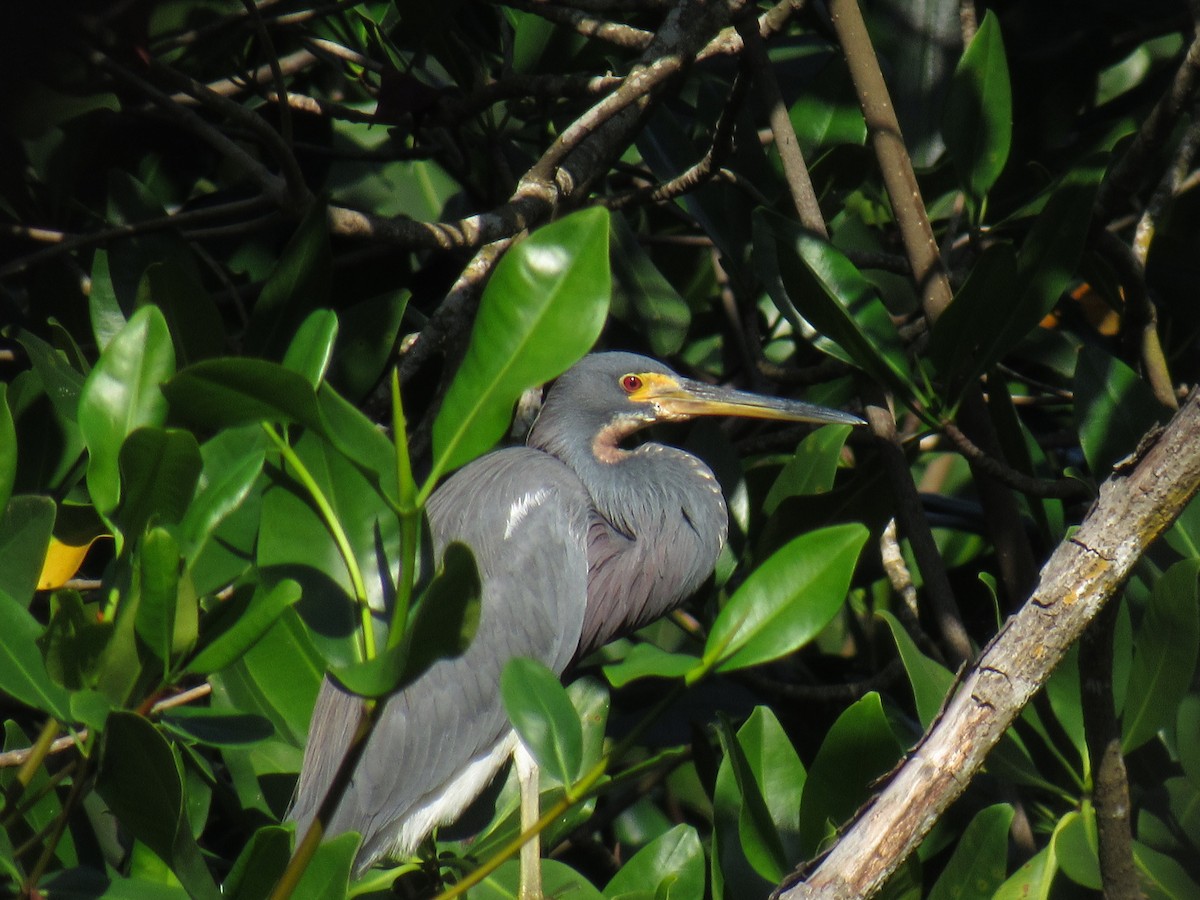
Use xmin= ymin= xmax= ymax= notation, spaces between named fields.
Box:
xmin=605 ymin=824 xmax=705 ymax=900
xmin=926 ymin=243 xmax=1019 ymax=394
xmin=992 ymin=844 xmax=1056 ymax=900
xmin=715 ymin=715 xmax=788 ymax=881
xmin=1122 ymin=559 xmax=1200 ymax=752
xmin=0 ymin=494 xmax=56 ymax=606
xmin=1178 ymin=695 xmax=1200 ymax=785
xmin=942 ymin=11 xmax=1012 ymax=210
xmin=282 ymin=309 xmax=339 ymax=387
xmin=603 ymin=643 xmax=700 ymax=687
xmin=431 ymin=207 xmax=611 ymax=478
xmin=1052 ymin=807 xmax=1100 ymax=889
xmin=222 ymin=825 xmax=291 ymax=900
xmin=753 ymin=211 xmax=916 ymax=400
xmin=79 ymin=306 xmax=175 ymax=517
xmin=501 ymin=656 xmax=583 ymax=787
xmin=159 ymin=708 xmax=274 ymax=748
xmin=1075 ymin=346 xmax=1168 ymax=477
xmin=178 ymin=426 xmax=267 ymax=568
xmin=0 ymin=587 xmax=72 ymax=719
xmin=705 ymin=523 xmax=866 ymax=672
xmin=1134 ymin=840 xmax=1200 ymax=899
xmin=328 ymin=291 xmax=409 ymax=402
xmin=610 ymin=214 xmax=691 ymax=357
xmin=116 ymin=427 xmax=202 ymax=540
xmin=477 ymin=858 xmax=606 ymax=900
xmin=138 ymin=256 xmax=226 ymax=366
xmin=135 ymin=527 xmax=185 ymax=670
xmin=243 ymin=200 xmax=332 ymax=359
xmin=396 ymin=541 xmax=481 ymax=680
xmin=763 ymin=424 xmax=853 ymax=515
xmin=95 ymin=711 xmax=220 ymax=899
xmin=877 ymin=610 xmax=955 ymax=728
xmin=16 ymin=327 xmax=87 ymax=424
xmin=184 ymin=580 xmax=301 ymax=677
xmin=0 ymin=385 xmax=15 ymax=517
xmin=796 ymin=692 xmax=904 ymax=857
xmin=732 ymin=707 xmax=806 ymax=870
xmin=789 ymin=55 xmax=867 ymax=157
xmin=927 ymin=804 xmax=1014 ymax=900
xmin=163 ymin=358 xmax=323 ymax=433
xmin=89 ymin=248 xmax=127 ymax=351
xmin=287 ymin=831 xmax=358 ymax=899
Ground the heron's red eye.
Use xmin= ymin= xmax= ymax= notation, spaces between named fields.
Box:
xmin=620 ymin=374 xmax=643 ymax=393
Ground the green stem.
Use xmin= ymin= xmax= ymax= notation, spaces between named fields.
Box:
xmin=263 ymin=423 xmax=375 ymax=660
xmin=389 ymin=369 xmax=420 ymax=650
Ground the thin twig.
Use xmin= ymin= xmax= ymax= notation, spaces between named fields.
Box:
xmin=940 ymin=420 xmax=1093 ymax=501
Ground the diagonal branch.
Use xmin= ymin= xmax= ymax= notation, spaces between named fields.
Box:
xmin=775 ymin=389 xmax=1200 ymax=900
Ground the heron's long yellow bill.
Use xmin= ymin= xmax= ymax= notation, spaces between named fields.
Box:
xmin=629 ymin=373 xmax=866 ymax=426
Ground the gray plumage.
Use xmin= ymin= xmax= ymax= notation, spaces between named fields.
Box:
xmin=288 ymin=351 xmax=861 ymax=875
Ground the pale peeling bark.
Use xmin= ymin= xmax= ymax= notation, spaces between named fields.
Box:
xmin=776 ymin=389 xmax=1200 ymax=900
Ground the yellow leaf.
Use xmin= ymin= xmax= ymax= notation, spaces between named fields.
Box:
xmin=38 ymin=534 xmax=106 ymax=590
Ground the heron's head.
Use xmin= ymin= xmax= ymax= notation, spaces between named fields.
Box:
xmin=530 ymin=352 xmax=864 ymax=463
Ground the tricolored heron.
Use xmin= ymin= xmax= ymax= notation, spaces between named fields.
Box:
xmin=289 ymin=352 xmax=863 ymax=890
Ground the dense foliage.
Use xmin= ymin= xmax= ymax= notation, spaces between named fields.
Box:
xmin=2 ymin=0 xmax=1200 ymax=898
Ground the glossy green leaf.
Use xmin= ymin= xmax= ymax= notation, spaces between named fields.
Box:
xmin=257 ymin=428 xmax=397 ymax=666
xmin=992 ymin=844 xmax=1056 ymax=900
xmin=605 ymin=824 xmax=705 ymax=900
xmin=0 ymin=385 xmax=15 ymax=517
xmin=208 ymin=608 xmax=324 ymax=748
xmin=243 ymin=200 xmax=332 ymax=359
xmin=877 ymin=610 xmax=955 ymax=728
xmin=942 ymin=11 xmax=1011 ymax=210
xmin=797 ymin=692 xmax=904 ymax=857
xmin=1052 ymin=807 xmax=1100 ymax=889
xmin=1122 ymin=559 xmax=1200 ymax=752
xmin=184 ymin=580 xmax=301 ymax=677
xmin=501 ymin=656 xmax=583 ymax=787
xmin=396 ymin=541 xmax=481 ymax=680
xmin=95 ymin=711 xmax=220 ymax=899
xmin=135 ymin=527 xmax=185 ymax=669
xmin=432 ymin=207 xmax=611 ymax=478
xmin=89 ymin=248 xmax=127 ymax=351
xmin=603 ymin=643 xmax=700 ymax=687
xmin=716 ymin=715 xmax=788 ymax=882
xmin=79 ymin=306 xmax=175 ymax=516
xmin=116 ymin=427 xmax=202 ymax=540
xmin=282 ymin=309 xmax=339 ymax=387
xmin=927 ymin=803 xmax=1013 ymax=900
xmin=0 ymin=588 xmax=72 ymax=719
xmin=763 ymin=424 xmax=852 ymax=515
xmin=1075 ymin=346 xmax=1168 ymax=477
xmin=733 ymin=707 xmax=806 ymax=869
xmin=706 ymin=523 xmax=866 ymax=672
xmin=178 ymin=426 xmax=267 ymax=568
xmin=163 ymin=358 xmax=323 ymax=433
xmin=0 ymin=494 xmax=56 ymax=607
xmin=753 ymin=211 xmax=916 ymax=399
xmin=16 ymin=327 xmax=87 ymax=424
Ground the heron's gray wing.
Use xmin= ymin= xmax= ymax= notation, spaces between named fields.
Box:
xmin=289 ymin=447 xmax=591 ymax=872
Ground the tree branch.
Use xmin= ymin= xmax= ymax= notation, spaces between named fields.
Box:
xmin=774 ymin=389 xmax=1200 ymax=900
